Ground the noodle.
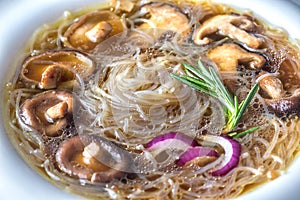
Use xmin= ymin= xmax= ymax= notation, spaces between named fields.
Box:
xmin=3 ymin=0 xmax=300 ymax=199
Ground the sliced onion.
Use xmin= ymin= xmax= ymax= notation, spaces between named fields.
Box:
xmin=201 ymin=134 xmax=241 ymax=176
xmin=145 ymin=132 xmax=199 ymax=152
xmin=176 ymin=146 xmax=219 ymax=167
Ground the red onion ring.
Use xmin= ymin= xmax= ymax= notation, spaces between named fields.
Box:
xmin=201 ymin=135 xmax=241 ymax=176
xmin=145 ymin=132 xmax=241 ymax=176
xmin=145 ymin=132 xmax=199 ymax=152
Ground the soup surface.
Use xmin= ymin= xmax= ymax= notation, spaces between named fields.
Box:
xmin=3 ymin=0 xmax=300 ymax=199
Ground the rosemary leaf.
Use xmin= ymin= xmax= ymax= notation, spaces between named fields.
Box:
xmin=233 ymin=83 xmax=259 ymax=129
xmin=230 ymin=126 xmax=260 ymax=138
xmin=183 ymin=62 xmax=214 ymax=85
xmin=171 ymin=74 xmax=217 ymax=98
xmin=209 ymin=67 xmax=234 ymax=108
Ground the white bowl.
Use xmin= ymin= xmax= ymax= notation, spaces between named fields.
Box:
xmin=1 ymin=0 xmax=300 ymax=199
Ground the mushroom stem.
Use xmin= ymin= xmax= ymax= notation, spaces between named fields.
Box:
xmin=45 ymin=101 xmax=69 ymax=123
xmin=85 ymin=21 xmax=112 ymax=43
xmin=82 ymin=142 xmax=100 ymax=165
xmin=40 ymin=65 xmax=63 ymax=89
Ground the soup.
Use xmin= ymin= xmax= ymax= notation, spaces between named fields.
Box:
xmin=3 ymin=0 xmax=300 ymax=199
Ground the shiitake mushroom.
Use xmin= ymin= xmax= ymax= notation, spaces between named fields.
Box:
xmin=63 ymin=10 xmax=124 ymax=51
xmin=138 ymin=2 xmax=191 ymax=37
xmin=21 ymin=50 xmax=95 ymax=89
xmin=19 ymin=90 xmax=75 ymax=137
xmin=55 ymin=134 xmax=135 ymax=183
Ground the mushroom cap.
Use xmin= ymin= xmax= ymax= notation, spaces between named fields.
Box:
xmin=21 ymin=50 xmax=95 ymax=89
xmin=56 ymin=134 xmax=134 ymax=183
xmin=208 ymin=43 xmax=265 ymax=71
xmin=138 ymin=2 xmax=191 ymax=37
xmin=193 ymin=14 xmax=262 ymax=48
xmin=19 ymin=90 xmax=75 ymax=137
xmin=63 ymin=10 xmax=123 ymax=51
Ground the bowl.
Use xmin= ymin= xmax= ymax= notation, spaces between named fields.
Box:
xmin=1 ymin=0 xmax=300 ymax=199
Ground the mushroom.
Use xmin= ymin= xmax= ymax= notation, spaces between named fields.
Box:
xmin=194 ymin=15 xmax=262 ymax=48
xmin=63 ymin=10 xmax=123 ymax=51
xmin=21 ymin=50 xmax=95 ymax=89
xmin=138 ymin=2 xmax=191 ymax=36
xmin=208 ymin=43 xmax=265 ymax=71
xmin=265 ymin=89 xmax=300 ymax=117
xmin=19 ymin=90 xmax=74 ymax=137
xmin=110 ymin=0 xmax=135 ymax=13
xmin=258 ymin=73 xmax=284 ymax=99
xmin=259 ymin=74 xmax=300 ymax=117
xmin=56 ymin=134 xmax=134 ymax=183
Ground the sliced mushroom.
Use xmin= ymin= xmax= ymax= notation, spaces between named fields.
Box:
xmin=63 ymin=10 xmax=123 ymax=51
xmin=21 ymin=50 xmax=95 ymax=89
xmin=208 ymin=43 xmax=265 ymax=71
xmin=194 ymin=15 xmax=262 ymax=48
xmin=39 ymin=65 xmax=63 ymax=89
xmin=56 ymin=134 xmax=134 ymax=183
xmin=259 ymin=74 xmax=300 ymax=116
xmin=85 ymin=21 xmax=112 ymax=43
xmin=138 ymin=2 xmax=191 ymax=36
xmin=258 ymin=73 xmax=284 ymax=99
xmin=265 ymin=89 xmax=300 ymax=117
xmin=19 ymin=90 xmax=74 ymax=137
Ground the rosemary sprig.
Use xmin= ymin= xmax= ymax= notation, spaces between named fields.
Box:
xmin=171 ymin=60 xmax=259 ymax=134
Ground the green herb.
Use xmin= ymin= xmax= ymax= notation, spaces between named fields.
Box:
xmin=171 ymin=60 xmax=259 ymax=134
xmin=228 ymin=127 xmax=260 ymax=138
